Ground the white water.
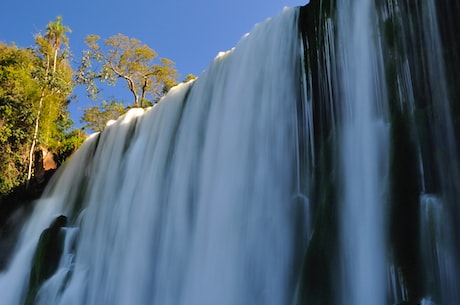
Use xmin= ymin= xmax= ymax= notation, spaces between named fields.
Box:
xmin=337 ymin=1 xmax=389 ymax=305
xmin=2 ymin=2 xmax=459 ymax=305
xmin=0 ymin=7 xmax=309 ymax=305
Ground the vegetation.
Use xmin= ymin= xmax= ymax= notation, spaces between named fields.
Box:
xmin=0 ymin=17 xmax=79 ymax=198
xmin=81 ymin=99 xmax=126 ymax=132
xmin=76 ymin=33 xmax=197 ymax=133
xmin=0 ymin=43 xmax=39 ymax=195
xmin=0 ymin=32 xmax=86 ymax=197
xmin=0 ymin=17 xmax=193 ymax=198
xmin=76 ymin=33 xmax=180 ymax=107
xmin=25 ymin=16 xmax=74 ymax=188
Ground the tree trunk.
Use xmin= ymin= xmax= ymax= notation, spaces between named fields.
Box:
xmin=127 ymin=79 xmax=139 ymax=107
xmin=53 ymin=48 xmax=58 ymax=73
xmin=26 ymin=41 xmax=58 ymax=190
xmin=140 ymin=76 xmax=148 ymax=107
xmin=26 ymin=88 xmax=45 ymax=190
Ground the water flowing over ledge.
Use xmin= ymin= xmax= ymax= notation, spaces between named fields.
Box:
xmin=1 ymin=7 xmax=306 ymax=305
xmin=1 ymin=1 xmax=460 ymax=305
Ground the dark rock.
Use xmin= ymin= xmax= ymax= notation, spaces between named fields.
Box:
xmin=24 ymin=215 xmax=67 ymax=305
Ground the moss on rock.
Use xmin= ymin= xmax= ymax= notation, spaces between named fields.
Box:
xmin=24 ymin=215 xmax=67 ymax=305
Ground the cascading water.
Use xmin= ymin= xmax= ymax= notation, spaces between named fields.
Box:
xmin=337 ymin=1 xmax=389 ymax=305
xmin=1 ymin=1 xmax=460 ymax=305
xmin=376 ymin=0 xmax=460 ymax=303
xmin=0 ymin=7 xmax=309 ymax=305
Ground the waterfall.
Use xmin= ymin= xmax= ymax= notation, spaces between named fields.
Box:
xmin=1 ymin=1 xmax=460 ymax=305
xmin=1 ymin=7 xmax=308 ymax=305
xmin=337 ymin=1 xmax=389 ymax=304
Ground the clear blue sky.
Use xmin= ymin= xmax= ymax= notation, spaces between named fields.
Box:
xmin=1 ymin=0 xmax=307 ymax=127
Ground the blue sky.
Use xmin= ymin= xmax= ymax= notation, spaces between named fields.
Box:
xmin=1 ymin=0 xmax=307 ymax=127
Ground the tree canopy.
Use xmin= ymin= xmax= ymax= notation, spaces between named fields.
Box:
xmin=77 ymin=34 xmax=179 ymax=108
xmin=0 ymin=17 xmax=195 ymax=198
xmin=0 ymin=43 xmax=40 ymax=195
xmin=81 ymin=99 xmax=126 ymax=133
xmin=0 ymin=17 xmax=85 ymax=198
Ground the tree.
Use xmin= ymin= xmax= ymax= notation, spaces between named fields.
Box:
xmin=183 ymin=73 xmax=197 ymax=83
xmin=26 ymin=16 xmax=73 ymax=189
xmin=51 ymin=112 xmax=86 ymax=165
xmin=0 ymin=18 xmax=82 ymax=198
xmin=79 ymin=74 xmax=197 ymax=133
xmin=81 ymin=99 xmax=126 ymax=133
xmin=76 ymin=34 xmax=179 ymax=108
xmin=44 ymin=16 xmax=71 ymax=74
xmin=0 ymin=43 xmax=40 ymax=195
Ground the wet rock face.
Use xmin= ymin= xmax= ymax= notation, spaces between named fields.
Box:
xmin=24 ymin=215 xmax=68 ymax=305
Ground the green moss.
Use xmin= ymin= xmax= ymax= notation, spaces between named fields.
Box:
xmin=24 ymin=215 xmax=67 ymax=305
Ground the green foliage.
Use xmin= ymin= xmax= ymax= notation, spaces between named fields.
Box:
xmin=44 ymin=16 xmax=71 ymax=50
xmin=1 ymin=16 xmax=194 ymax=197
xmin=76 ymin=34 xmax=179 ymax=107
xmin=81 ymin=99 xmax=126 ymax=133
xmin=50 ymin=110 xmax=87 ymax=165
xmin=182 ymin=73 xmax=197 ymax=83
xmin=0 ymin=43 xmax=40 ymax=195
xmin=32 ymin=16 xmax=74 ymax=148
xmin=0 ymin=16 xmax=83 ymax=198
